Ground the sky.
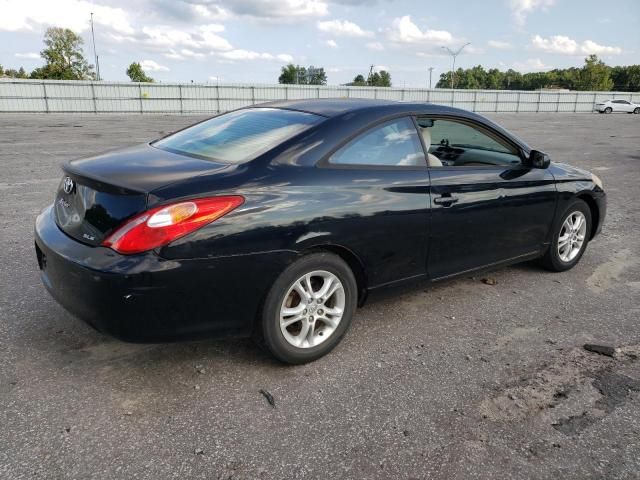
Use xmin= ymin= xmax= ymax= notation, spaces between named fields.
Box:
xmin=0 ymin=0 xmax=638 ymax=87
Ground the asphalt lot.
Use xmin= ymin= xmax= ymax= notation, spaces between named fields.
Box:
xmin=1 ymin=112 xmax=639 ymax=480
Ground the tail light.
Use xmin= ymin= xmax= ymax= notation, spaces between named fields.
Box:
xmin=102 ymin=196 xmax=244 ymax=254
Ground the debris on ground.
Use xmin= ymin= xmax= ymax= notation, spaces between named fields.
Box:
xmin=259 ymin=389 xmax=276 ymax=408
xmin=584 ymin=344 xmax=617 ymax=357
xmin=481 ymin=277 xmax=497 ymax=285
xmin=194 ymin=448 xmax=204 ymax=455
xmin=195 ymin=364 xmax=206 ymax=374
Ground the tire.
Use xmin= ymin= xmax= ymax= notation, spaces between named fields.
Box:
xmin=605 ymin=107 xmax=612 ymax=114
xmin=258 ymin=252 xmax=357 ymax=364
xmin=540 ymin=199 xmax=592 ymax=272
xmin=634 ymin=107 xmax=640 ymax=114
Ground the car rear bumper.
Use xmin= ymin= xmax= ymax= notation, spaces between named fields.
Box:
xmin=35 ymin=205 xmax=292 ymax=342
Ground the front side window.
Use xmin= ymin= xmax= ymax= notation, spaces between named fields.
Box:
xmin=416 ymin=118 xmax=521 ymax=168
xmin=329 ymin=117 xmax=426 ymax=167
xmin=154 ymin=108 xmax=323 ymax=163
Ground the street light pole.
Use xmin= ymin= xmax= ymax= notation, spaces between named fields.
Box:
xmin=428 ymin=67 xmax=434 ymax=89
xmin=441 ymin=42 xmax=470 ymax=89
xmin=90 ymin=13 xmax=101 ymax=80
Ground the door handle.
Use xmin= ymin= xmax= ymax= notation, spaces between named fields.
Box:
xmin=433 ymin=195 xmax=459 ymax=206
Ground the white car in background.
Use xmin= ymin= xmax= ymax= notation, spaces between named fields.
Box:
xmin=595 ymin=99 xmax=640 ymax=114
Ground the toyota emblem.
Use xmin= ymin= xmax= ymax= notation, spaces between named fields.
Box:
xmin=62 ymin=176 xmax=75 ymax=194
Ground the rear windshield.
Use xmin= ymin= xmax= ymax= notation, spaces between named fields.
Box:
xmin=153 ymin=107 xmax=323 ymax=163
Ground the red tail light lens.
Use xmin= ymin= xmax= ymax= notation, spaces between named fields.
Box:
xmin=102 ymin=196 xmax=244 ymax=254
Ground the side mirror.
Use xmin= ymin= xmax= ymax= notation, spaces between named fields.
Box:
xmin=529 ymin=150 xmax=551 ymax=169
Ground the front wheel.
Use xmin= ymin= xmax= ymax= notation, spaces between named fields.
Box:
xmin=540 ymin=199 xmax=592 ymax=272
xmin=258 ymin=253 xmax=357 ymax=364
xmin=634 ymin=107 xmax=640 ymax=114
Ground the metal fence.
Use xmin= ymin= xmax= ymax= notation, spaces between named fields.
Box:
xmin=1 ymin=78 xmax=639 ymax=114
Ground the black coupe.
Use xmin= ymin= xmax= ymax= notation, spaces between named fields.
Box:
xmin=35 ymin=99 xmax=606 ymax=363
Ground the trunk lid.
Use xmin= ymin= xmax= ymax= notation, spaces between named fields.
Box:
xmin=54 ymin=143 xmax=230 ymax=246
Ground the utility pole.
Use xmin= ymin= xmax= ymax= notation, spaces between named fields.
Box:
xmin=90 ymin=13 xmax=100 ymax=80
xmin=441 ymin=42 xmax=470 ymax=89
xmin=428 ymin=67 xmax=434 ymax=89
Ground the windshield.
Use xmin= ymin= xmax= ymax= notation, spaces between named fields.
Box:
xmin=153 ymin=108 xmax=323 ymax=163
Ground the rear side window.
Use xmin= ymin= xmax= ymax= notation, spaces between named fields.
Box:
xmin=154 ymin=108 xmax=323 ymax=163
xmin=329 ymin=117 xmax=426 ymax=167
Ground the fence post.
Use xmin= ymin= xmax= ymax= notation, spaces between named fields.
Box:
xmin=90 ymin=81 xmax=97 ymax=114
xmin=43 ymin=81 xmax=50 ymax=113
xmin=179 ymin=84 xmax=183 ymax=114
xmin=473 ymin=91 xmax=477 ymax=112
xmin=317 ymin=86 xmax=320 ymax=99
xmin=426 ymin=89 xmax=430 ymax=103
xmin=556 ymin=93 xmax=560 ymax=113
xmin=138 ymin=83 xmax=143 ymax=114
xmin=516 ymin=91 xmax=521 ymax=113
xmin=536 ymin=91 xmax=541 ymax=113
xmin=574 ymin=93 xmax=578 ymax=112
xmin=215 ymin=84 xmax=220 ymax=114
xmin=593 ymin=92 xmax=597 ymax=112
xmin=251 ymin=86 xmax=255 ymax=106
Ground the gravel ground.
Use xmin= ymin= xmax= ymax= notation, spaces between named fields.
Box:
xmin=0 ymin=112 xmax=639 ymax=480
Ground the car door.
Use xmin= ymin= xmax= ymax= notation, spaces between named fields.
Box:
xmin=319 ymin=116 xmax=431 ymax=287
xmin=416 ymin=116 xmax=557 ymax=280
xmin=620 ymin=100 xmax=633 ymax=112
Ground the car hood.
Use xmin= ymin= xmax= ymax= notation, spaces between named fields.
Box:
xmin=550 ymin=162 xmax=593 ymax=181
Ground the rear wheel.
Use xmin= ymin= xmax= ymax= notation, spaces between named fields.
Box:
xmin=540 ymin=199 xmax=592 ymax=272
xmin=605 ymin=107 xmax=613 ymax=114
xmin=258 ymin=253 xmax=357 ymax=364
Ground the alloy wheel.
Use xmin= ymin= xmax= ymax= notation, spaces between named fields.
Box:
xmin=557 ymin=211 xmax=587 ymax=263
xmin=279 ymin=270 xmax=345 ymax=348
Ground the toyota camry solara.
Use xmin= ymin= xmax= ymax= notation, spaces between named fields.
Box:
xmin=35 ymin=99 xmax=606 ymax=363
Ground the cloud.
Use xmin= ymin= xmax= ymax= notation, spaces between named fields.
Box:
xmin=317 ymin=19 xmax=372 ymax=37
xmin=513 ymin=58 xmax=549 ymax=71
xmin=325 ymin=39 xmax=338 ymax=48
xmin=531 ymin=35 xmax=622 ymax=55
xmin=188 ymin=0 xmax=328 ymax=21
xmin=487 ymin=40 xmax=512 ymax=49
xmin=140 ymin=59 xmax=169 ymax=72
xmin=139 ymin=24 xmax=232 ymax=54
xmin=0 ymin=0 xmax=134 ymax=34
xmin=508 ymin=0 xmax=556 ymax=26
xmin=386 ymin=15 xmax=455 ymax=46
xmin=218 ymin=49 xmax=293 ymax=62
xmin=15 ymin=52 xmax=40 ymax=59
xmin=580 ymin=40 xmax=623 ymax=55
xmin=366 ymin=42 xmax=384 ymax=51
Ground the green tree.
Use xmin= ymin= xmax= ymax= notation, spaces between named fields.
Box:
xmin=376 ymin=70 xmax=392 ymax=87
xmin=306 ymin=66 xmax=327 ymax=85
xmin=351 ymin=74 xmax=366 ymax=86
xmin=279 ymin=64 xmax=307 ymax=84
xmin=577 ymin=55 xmax=613 ymax=91
xmin=0 ymin=64 xmax=3 ymax=77
xmin=34 ymin=27 xmax=94 ymax=80
xmin=126 ymin=62 xmax=154 ymax=83
xmin=3 ymin=67 xmax=29 ymax=78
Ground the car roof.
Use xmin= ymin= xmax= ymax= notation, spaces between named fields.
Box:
xmin=256 ymin=98 xmax=466 ymax=118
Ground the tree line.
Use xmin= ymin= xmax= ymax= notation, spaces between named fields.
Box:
xmin=436 ymin=55 xmax=640 ymax=91
xmin=0 ymin=27 xmax=155 ymax=83
xmin=278 ymin=64 xmax=392 ymax=87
